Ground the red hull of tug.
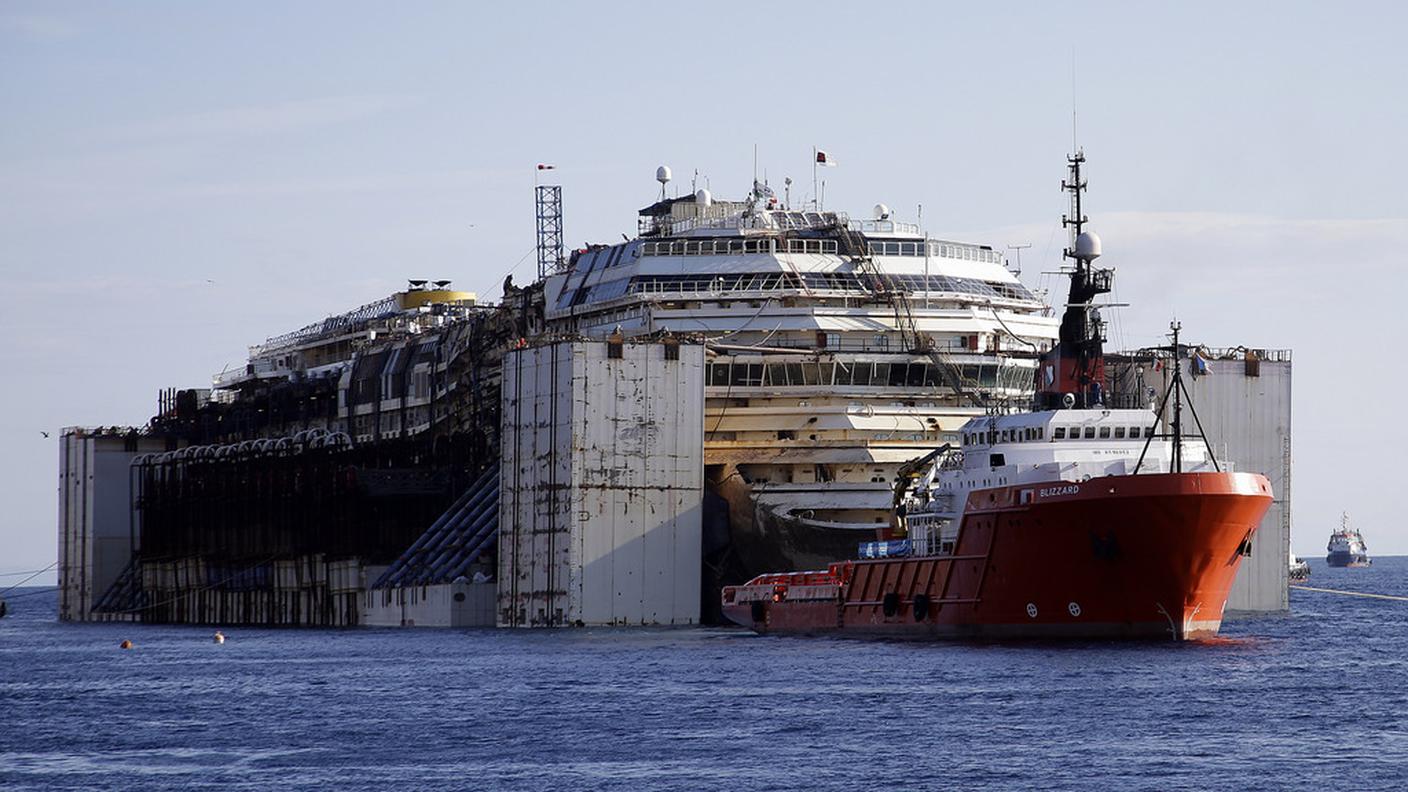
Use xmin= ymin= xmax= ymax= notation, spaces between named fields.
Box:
xmin=722 ymin=472 xmax=1273 ymax=641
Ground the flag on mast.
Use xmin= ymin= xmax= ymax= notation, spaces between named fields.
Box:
xmin=815 ymin=149 xmax=837 ymax=167
xmin=537 ymin=163 xmax=556 ymax=170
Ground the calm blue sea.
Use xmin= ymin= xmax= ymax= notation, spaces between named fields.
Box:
xmin=3 ymin=560 xmax=1407 ymax=791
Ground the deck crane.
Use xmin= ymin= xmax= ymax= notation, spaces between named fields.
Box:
xmin=834 ymin=221 xmax=985 ymax=407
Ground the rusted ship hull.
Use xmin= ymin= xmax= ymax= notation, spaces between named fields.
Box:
xmin=722 ymin=471 xmax=1273 ymax=641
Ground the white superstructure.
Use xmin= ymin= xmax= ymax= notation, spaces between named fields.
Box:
xmin=905 ymin=408 xmax=1226 ymax=550
xmin=541 ymin=180 xmax=1059 ymax=559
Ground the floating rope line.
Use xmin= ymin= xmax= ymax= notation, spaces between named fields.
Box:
xmin=1291 ymin=584 xmax=1408 ymax=603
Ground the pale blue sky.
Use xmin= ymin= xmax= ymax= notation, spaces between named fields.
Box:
xmin=4 ymin=1 xmax=1406 ymax=583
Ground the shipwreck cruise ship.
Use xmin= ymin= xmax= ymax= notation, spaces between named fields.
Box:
xmin=195 ymin=163 xmax=1062 ymax=580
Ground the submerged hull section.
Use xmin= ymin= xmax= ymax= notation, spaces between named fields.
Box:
xmin=723 ymin=471 xmax=1272 ymax=641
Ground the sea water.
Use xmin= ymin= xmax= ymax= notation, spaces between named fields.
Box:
xmin=2 ymin=559 xmax=1406 ymax=791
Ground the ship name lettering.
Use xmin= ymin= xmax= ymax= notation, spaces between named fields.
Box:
xmin=1039 ymin=485 xmax=1079 ymax=497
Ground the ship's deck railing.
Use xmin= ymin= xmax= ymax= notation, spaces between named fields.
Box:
xmin=647 ymin=209 xmax=849 ymax=238
xmin=637 ymin=236 xmax=1005 ymax=266
xmin=639 ymin=237 xmax=841 ymax=257
xmin=1114 ymin=346 xmax=1292 ymax=363
xmin=848 ymin=218 xmax=922 ymax=236
xmin=625 ymin=271 xmax=1039 ymax=305
xmin=1202 ymin=347 xmax=1292 ymax=362
xmin=702 ymin=357 xmax=1036 ymax=391
xmin=250 ymin=294 xmax=404 ymax=358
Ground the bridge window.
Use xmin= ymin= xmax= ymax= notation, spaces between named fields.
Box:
xmin=1115 ymin=427 xmax=1126 ymax=439
xmin=1099 ymin=427 xmax=1111 ymax=439
xmin=1084 ymin=426 xmax=1096 ymax=439
xmin=1053 ymin=427 xmax=1066 ymax=440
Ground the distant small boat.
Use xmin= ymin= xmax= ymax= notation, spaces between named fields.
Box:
xmin=1289 ymin=548 xmax=1310 ymax=582
xmin=1326 ymin=512 xmax=1370 ymax=568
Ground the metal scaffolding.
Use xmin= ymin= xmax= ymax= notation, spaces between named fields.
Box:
xmin=535 ymin=185 xmax=564 ymax=279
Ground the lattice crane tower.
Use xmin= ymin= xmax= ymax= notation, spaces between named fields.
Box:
xmin=535 ymin=185 xmax=564 ymax=279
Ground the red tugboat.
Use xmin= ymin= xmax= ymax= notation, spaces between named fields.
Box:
xmin=721 ymin=151 xmax=1273 ymax=641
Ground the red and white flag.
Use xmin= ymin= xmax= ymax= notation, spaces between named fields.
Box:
xmin=815 ymin=149 xmax=837 ymax=167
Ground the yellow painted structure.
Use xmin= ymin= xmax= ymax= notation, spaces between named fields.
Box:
xmin=396 ymin=289 xmax=476 ymax=310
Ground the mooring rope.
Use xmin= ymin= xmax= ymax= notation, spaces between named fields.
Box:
xmin=0 ymin=562 xmax=57 ymax=596
xmin=1290 ymin=584 xmax=1408 ymax=603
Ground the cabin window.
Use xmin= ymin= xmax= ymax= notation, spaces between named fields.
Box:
xmin=1115 ymin=427 xmax=1126 ymax=439
xmin=1038 ymin=427 xmax=1044 ymax=440
xmin=1053 ymin=427 xmax=1066 ymax=440
xmin=1130 ymin=427 xmax=1141 ymax=439
xmin=1084 ymin=427 xmax=1096 ymax=439
xmin=1099 ymin=427 xmax=1111 ymax=439
xmin=989 ymin=453 xmax=1005 ymax=468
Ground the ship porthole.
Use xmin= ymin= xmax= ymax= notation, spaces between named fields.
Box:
xmin=1025 ymin=603 xmax=1038 ymax=618
xmin=1068 ymin=602 xmax=1081 ymax=617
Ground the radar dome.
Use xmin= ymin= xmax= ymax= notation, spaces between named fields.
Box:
xmin=873 ymin=203 xmax=891 ymax=220
xmin=655 ymin=165 xmax=672 ymax=185
xmin=1074 ymin=231 xmax=1102 ymax=260
xmin=695 ymin=188 xmax=712 ymax=208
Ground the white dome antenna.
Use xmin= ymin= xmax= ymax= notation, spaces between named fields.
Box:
xmin=655 ymin=165 xmax=672 ymax=200
xmin=873 ymin=203 xmax=891 ymax=221
xmin=695 ymin=188 xmax=712 ymax=209
xmin=1074 ymin=231 xmax=1102 ymax=261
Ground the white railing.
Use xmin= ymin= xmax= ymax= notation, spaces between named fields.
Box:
xmin=849 ymin=219 xmax=922 ymax=236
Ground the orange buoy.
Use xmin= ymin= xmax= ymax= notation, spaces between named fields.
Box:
xmin=119 ymin=639 xmax=133 ymax=650
xmin=213 ymin=631 xmax=225 ymax=644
